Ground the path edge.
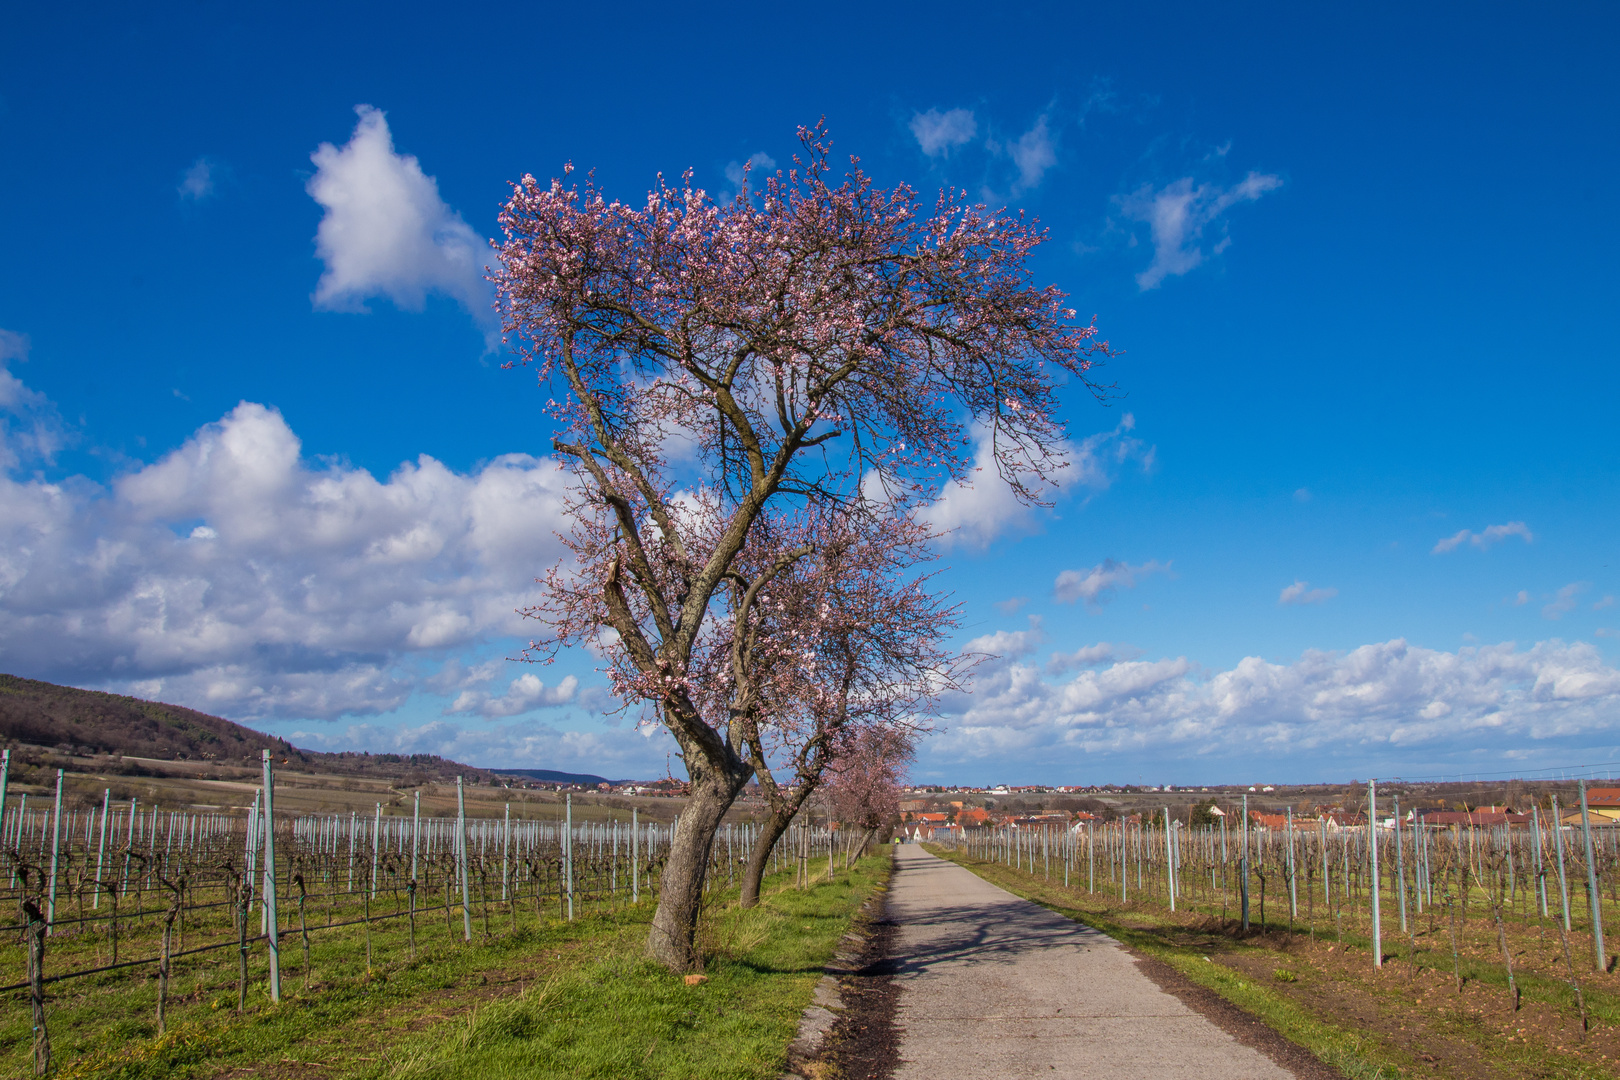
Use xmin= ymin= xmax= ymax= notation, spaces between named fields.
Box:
xmin=779 ymin=845 xmax=895 ymax=1080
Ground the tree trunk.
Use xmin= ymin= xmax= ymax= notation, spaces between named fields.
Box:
xmin=740 ymin=807 xmax=795 ymax=909
xmin=846 ymin=827 xmax=878 ymax=869
xmin=648 ymin=767 xmax=749 ymax=972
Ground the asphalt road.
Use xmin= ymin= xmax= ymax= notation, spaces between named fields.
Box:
xmin=888 ymin=844 xmax=1297 ymax=1079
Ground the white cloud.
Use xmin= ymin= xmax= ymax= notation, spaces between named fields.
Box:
xmin=992 ymin=596 xmax=1028 ymax=616
xmin=1432 ymin=520 xmax=1533 ymax=554
xmin=1279 ymin=579 xmax=1337 ymax=605
xmin=307 ymin=105 xmax=493 ymax=331
xmin=0 ymin=400 xmax=572 ymax=720
xmin=1543 ymin=582 xmax=1588 ymax=620
xmin=723 ymin=151 xmax=776 ymax=191
xmin=0 ymin=331 xmax=68 ymax=468
xmin=1596 ymin=596 xmax=1617 ymax=611
xmin=449 ymin=672 xmax=578 ymax=718
xmin=1119 ymin=171 xmax=1282 ymax=290
xmin=910 ymin=108 xmax=978 ymax=157
xmin=1514 ymin=590 xmax=1531 ymax=606
xmin=1052 ymin=558 xmax=1168 ymax=608
xmin=1293 ymin=487 xmax=1311 ymax=503
xmin=1009 ymin=115 xmax=1056 ymax=194
xmin=178 ymin=158 xmax=216 ymax=201
xmin=929 ymin=637 xmax=1620 ymax=764
xmin=922 ymin=415 xmax=1152 ymax=551
xmin=1045 ymin=642 xmax=1138 ymax=676
xmin=965 ymin=616 xmax=1044 ymax=659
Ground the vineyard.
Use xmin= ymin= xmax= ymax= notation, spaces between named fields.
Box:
xmin=0 ymin=751 xmax=838 ymax=1077
xmin=929 ymin=784 xmax=1620 ymax=1073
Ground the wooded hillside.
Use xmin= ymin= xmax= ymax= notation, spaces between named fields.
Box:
xmin=0 ymin=673 xmax=490 ymax=782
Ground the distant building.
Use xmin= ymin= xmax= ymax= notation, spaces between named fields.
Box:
xmin=1581 ymin=788 xmax=1620 ymax=823
xmin=1410 ymin=808 xmax=1531 ymax=828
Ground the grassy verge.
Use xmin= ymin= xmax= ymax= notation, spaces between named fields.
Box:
xmin=379 ymin=855 xmax=888 ymax=1080
xmin=929 ymin=844 xmax=1620 ymax=1080
xmin=25 ymin=854 xmax=888 ymax=1080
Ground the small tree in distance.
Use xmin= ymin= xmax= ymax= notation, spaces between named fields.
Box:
xmin=493 ymin=122 xmax=1112 ymax=972
xmin=826 ymin=726 xmax=915 ymax=866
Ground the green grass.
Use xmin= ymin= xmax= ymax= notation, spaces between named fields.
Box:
xmin=374 ymin=857 xmax=890 ymax=1080
xmin=23 ymin=854 xmax=890 ymax=1080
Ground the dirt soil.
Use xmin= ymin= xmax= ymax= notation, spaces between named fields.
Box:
xmin=819 ymin=907 xmax=901 ymax=1080
xmin=1112 ymin=910 xmax=1620 ymax=1080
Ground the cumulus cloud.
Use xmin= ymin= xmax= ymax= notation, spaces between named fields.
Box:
xmin=922 ymin=415 xmax=1153 ymax=551
xmin=910 ymin=108 xmax=978 ymax=157
xmin=1045 ymin=642 xmax=1138 ymax=676
xmin=1279 ymin=580 xmax=1337 ymax=605
xmin=1052 ymin=559 xmax=1168 ymax=608
xmin=1596 ymin=596 xmax=1616 ymax=611
xmin=1432 ymin=521 xmax=1533 ymax=554
xmin=1009 ymin=115 xmax=1056 ymax=194
xmin=1119 ymin=171 xmax=1282 ymax=290
xmin=965 ymin=616 xmax=1044 ymax=660
xmin=1514 ymin=590 xmax=1531 ymax=606
xmin=1543 ymin=582 xmax=1588 ymax=620
xmin=178 ymin=158 xmax=217 ymax=201
xmin=449 ymin=672 xmax=578 ymax=718
xmin=307 ymin=105 xmax=493 ymax=330
xmin=0 ymin=399 xmax=572 ymax=720
xmin=928 ymin=637 xmax=1620 ymax=764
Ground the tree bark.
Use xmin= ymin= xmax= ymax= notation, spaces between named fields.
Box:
xmin=648 ymin=761 xmax=751 ymax=971
xmin=739 ymin=804 xmax=797 ymax=909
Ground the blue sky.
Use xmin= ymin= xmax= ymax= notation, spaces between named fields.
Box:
xmin=2 ymin=2 xmax=1617 ymax=785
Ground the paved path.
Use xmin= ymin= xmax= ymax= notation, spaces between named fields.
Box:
xmin=888 ymin=844 xmax=1296 ymax=1079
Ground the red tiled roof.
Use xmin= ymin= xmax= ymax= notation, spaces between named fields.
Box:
xmin=1413 ymin=810 xmax=1532 ymax=827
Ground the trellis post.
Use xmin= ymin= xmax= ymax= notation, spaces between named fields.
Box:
xmin=411 ymin=790 xmax=421 ymax=884
xmin=456 ymin=777 xmax=473 ymax=940
xmin=93 ymin=789 xmax=110 ymax=908
xmin=1369 ymin=779 xmax=1382 ymax=968
xmin=262 ymin=750 xmax=280 ymax=1003
xmin=1578 ymin=780 xmax=1606 ymax=970
xmin=46 ymin=770 xmax=63 ymax=933
xmin=1239 ymin=793 xmax=1250 ymax=933
xmin=1393 ymin=794 xmax=1407 ymax=933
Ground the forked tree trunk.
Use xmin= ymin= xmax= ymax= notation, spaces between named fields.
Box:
xmin=648 ymin=764 xmax=751 ymax=972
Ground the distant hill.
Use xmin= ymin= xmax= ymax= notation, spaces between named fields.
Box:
xmin=492 ymin=768 xmax=626 ymax=787
xmin=0 ymin=673 xmax=491 ymax=782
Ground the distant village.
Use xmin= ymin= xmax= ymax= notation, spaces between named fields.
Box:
xmin=895 ymin=783 xmax=1620 ymax=841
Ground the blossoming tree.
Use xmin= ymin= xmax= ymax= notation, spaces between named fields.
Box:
xmin=493 ymin=124 xmax=1109 ymax=972
xmin=825 ymin=724 xmax=915 ymax=865
xmin=724 ymin=505 xmax=967 ymax=909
